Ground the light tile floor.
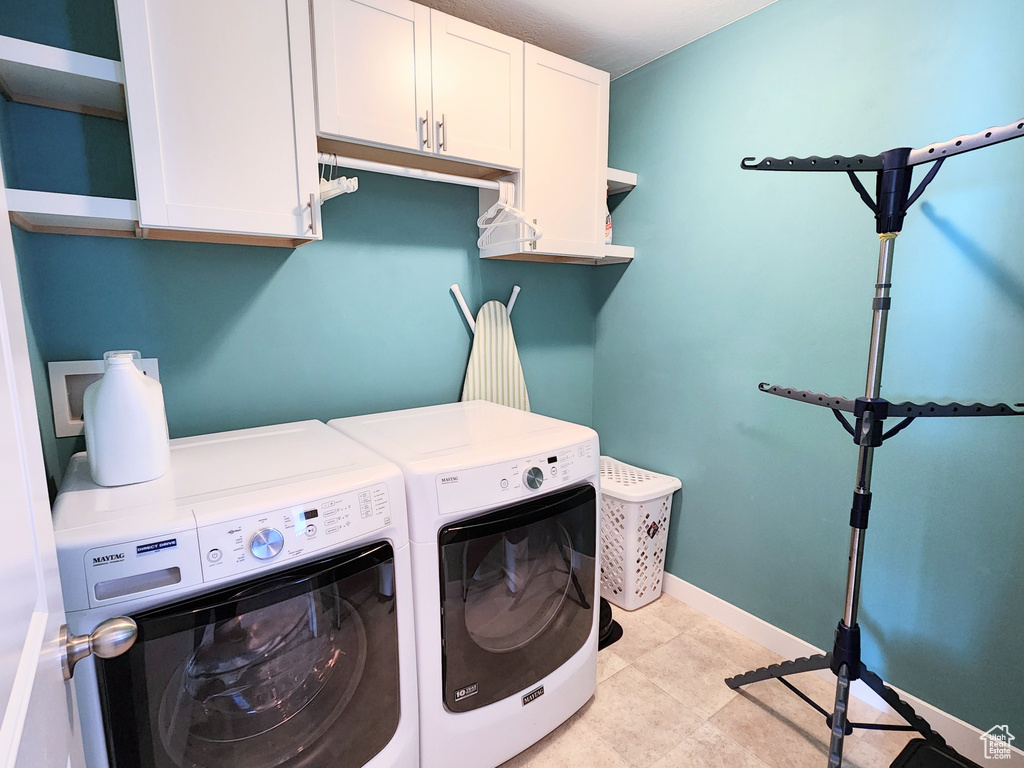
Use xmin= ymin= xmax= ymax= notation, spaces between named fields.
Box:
xmin=499 ymin=594 xmax=919 ymax=768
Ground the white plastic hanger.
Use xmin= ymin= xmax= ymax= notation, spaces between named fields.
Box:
xmin=450 ymin=283 xmax=520 ymax=334
xmin=476 ymin=180 xmax=542 ymax=248
xmin=477 ymin=179 xmax=512 ymax=228
xmin=477 ymin=180 xmax=540 ymax=245
xmin=319 ymin=153 xmax=359 ymax=202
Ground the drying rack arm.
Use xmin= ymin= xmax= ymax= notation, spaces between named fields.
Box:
xmin=760 ymin=381 xmax=1024 ymax=418
xmin=760 ymin=381 xmax=1024 ymax=447
xmin=740 ymin=154 xmax=884 ymax=172
xmin=907 ymin=117 xmax=1024 ymax=167
xmin=740 ymin=117 xmax=1024 ymax=173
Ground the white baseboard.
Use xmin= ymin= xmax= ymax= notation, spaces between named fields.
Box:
xmin=661 ymin=573 xmax=1024 ymax=764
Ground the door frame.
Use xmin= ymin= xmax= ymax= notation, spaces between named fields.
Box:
xmin=0 ymin=155 xmax=84 ymax=767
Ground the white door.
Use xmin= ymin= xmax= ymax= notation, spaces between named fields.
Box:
xmin=429 ymin=10 xmax=523 ymax=169
xmin=0 ymin=167 xmax=85 ymax=765
xmin=313 ymin=0 xmax=432 ymax=153
xmin=520 ymin=45 xmax=608 ymax=258
xmin=116 ymin=0 xmax=321 ymax=242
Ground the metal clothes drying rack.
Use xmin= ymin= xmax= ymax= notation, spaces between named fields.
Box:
xmin=727 ymin=116 xmax=1024 ymax=768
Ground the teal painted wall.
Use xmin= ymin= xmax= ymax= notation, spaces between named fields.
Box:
xmin=15 ymin=173 xmax=598 ymax=478
xmin=600 ymin=0 xmax=1024 ymax=730
xmin=0 ymin=0 xmax=119 ymax=59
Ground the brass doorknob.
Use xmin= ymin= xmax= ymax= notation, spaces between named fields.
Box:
xmin=60 ymin=617 xmax=138 ymax=680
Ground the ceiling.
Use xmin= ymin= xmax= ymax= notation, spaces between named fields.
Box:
xmin=419 ymin=0 xmax=779 ymax=78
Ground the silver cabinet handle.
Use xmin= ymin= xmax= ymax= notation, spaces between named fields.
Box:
xmin=60 ymin=617 xmax=138 ymax=681
xmin=437 ymin=114 xmax=447 ymax=152
xmin=421 ymin=111 xmax=431 ymax=149
xmin=309 ymin=193 xmax=318 ymax=236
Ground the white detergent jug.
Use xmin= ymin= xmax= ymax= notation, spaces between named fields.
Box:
xmin=83 ymin=351 xmax=170 ymax=487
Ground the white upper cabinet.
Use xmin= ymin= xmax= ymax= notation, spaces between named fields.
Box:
xmin=313 ymin=0 xmax=431 ymax=153
xmin=481 ymin=44 xmax=609 ymax=262
xmin=427 ymin=11 xmax=522 ymax=168
xmin=115 ymin=0 xmax=321 ymax=245
xmin=312 ymin=0 xmax=523 ymax=170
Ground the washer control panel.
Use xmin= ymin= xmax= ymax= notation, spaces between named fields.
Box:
xmin=435 ymin=438 xmax=598 ymax=514
xmin=198 ymin=482 xmax=392 ymax=582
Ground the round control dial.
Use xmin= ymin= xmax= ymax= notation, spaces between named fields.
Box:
xmin=250 ymin=528 xmax=284 ymax=560
xmin=523 ymin=466 xmax=545 ymax=490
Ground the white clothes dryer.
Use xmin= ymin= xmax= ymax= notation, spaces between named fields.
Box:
xmin=53 ymin=421 xmax=418 ymax=768
xmin=329 ymin=402 xmax=600 ymax=768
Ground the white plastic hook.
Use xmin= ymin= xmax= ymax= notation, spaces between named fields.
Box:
xmin=506 ymin=285 xmax=520 ymax=315
xmin=450 ymin=284 xmax=476 ymax=333
xmin=451 ymin=284 xmax=520 ymax=335
xmin=476 ymin=179 xmax=542 ymax=249
xmin=319 ymin=153 xmax=359 ymax=202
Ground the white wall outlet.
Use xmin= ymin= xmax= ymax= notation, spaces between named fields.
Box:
xmin=48 ymin=358 xmax=160 ymax=438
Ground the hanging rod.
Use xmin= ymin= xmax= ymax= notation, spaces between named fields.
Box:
xmin=318 ymin=153 xmax=502 ymax=191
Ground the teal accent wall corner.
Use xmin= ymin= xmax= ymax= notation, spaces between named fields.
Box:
xmin=599 ymin=0 xmax=1024 ymax=730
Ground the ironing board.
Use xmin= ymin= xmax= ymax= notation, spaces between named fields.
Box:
xmin=460 ymin=299 xmax=531 ymax=412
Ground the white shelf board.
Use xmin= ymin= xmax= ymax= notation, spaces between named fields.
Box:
xmin=0 ymin=35 xmax=126 ymax=119
xmin=607 ymin=167 xmax=637 ymax=196
xmin=7 ymin=189 xmax=138 ymax=237
xmin=601 ymin=244 xmax=634 ymax=264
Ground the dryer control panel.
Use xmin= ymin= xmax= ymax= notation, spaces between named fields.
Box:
xmin=435 ymin=438 xmax=598 ymax=514
xmin=198 ymin=482 xmax=393 ymax=582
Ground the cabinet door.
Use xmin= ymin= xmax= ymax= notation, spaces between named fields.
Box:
xmin=117 ymin=0 xmax=320 ymax=243
xmin=313 ymin=0 xmax=431 ymax=152
xmin=519 ymin=45 xmax=608 ymax=258
xmin=429 ymin=11 xmax=523 ymax=169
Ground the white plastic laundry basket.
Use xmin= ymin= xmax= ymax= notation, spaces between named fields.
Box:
xmin=600 ymin=456 xmax=682 ymax=611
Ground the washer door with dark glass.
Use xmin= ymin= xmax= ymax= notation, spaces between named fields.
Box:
xmin=439 ymin=484 xmax=596 ymax=712
xmin=97 ymin=542 xmax=401 ymax=768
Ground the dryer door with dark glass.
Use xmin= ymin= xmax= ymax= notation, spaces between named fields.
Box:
xmin=439 ymin=484 xmax=596 ymax=712
xmin=96 ymin=542 xmax=401 ymax=768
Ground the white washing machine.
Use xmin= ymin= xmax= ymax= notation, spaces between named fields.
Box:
xmin=53 ymin=421 xmax=418 ymax=768
xmin=329 ymin=401 xmax=600 ymax=768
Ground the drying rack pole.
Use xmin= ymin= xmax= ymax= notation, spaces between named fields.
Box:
xmin=450 ymin=284 xmax=520 ymax=334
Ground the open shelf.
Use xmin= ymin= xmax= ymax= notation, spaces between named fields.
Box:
xmin=481 ymin=245 xmax=632 ymax=266
xmin=7 ymin=189 xmax=138 ymax=237
xmin=607 ymin=167 xmax=637 ymax=196
xmin=602 ymin=244 xmax=634 ymax=264
xmin=604 ymin=168 xmax=636 ymax=263
xmin=0 ymin=35 xmax=126 ymax=120
xmin=6 ymin=190 xmax=311 ymax=247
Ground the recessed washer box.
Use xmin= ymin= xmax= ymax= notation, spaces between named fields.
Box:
xmin=48 ymin=358 xmax=159 ymax=437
